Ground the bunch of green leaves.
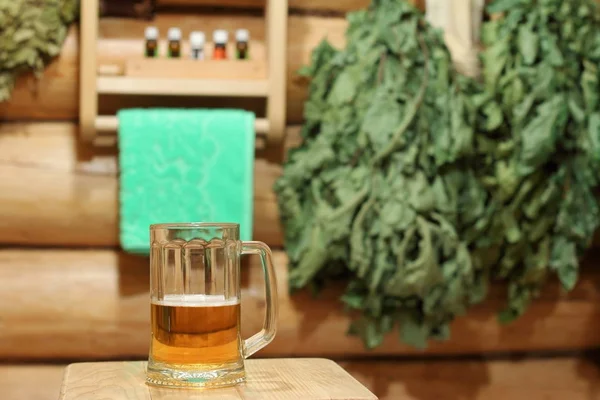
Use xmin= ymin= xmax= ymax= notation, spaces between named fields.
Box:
xmin=274 ymin=0 xmax=490 ymax=348
xmin=276 ymin=0 xmax=600 ymax=349
xmin=472 ymin=0 xmax=600 ymax=321
xmin=0 ymin=0 xmax=79 ymax=101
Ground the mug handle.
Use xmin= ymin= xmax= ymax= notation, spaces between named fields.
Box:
xmin=241 ymin=241 xmax=279 ymax=357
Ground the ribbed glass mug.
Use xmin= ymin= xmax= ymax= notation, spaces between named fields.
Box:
xmin=146 ymin=223 xmax=278 ymax=388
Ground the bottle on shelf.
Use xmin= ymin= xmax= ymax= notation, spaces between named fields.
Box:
xmin=235 ymin=29 xmax=250 ymax=60
xmin=144 ymin=26 xmax=159 ymax=57
xmin=212 ymin=29 xmax=228 ymax=60
xmin=190 ymin=31 xmax=205 ymax=60
xmin=168 ymin=27 xmax=182 ymax=58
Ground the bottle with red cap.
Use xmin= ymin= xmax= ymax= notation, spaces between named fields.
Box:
xmin=212 ymin=29 xmax=228 ymax=60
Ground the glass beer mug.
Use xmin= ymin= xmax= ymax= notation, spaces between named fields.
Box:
xmin=146 ymin=223 xmax=278 ymax=388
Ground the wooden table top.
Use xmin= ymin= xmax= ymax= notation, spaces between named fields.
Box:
xmin=58 ymin=358 xmax=378 ymax=400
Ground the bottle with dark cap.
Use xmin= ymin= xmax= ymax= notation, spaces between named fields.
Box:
xmin=168 ymin=27 xmax=182 ymax=58
xmin=145 ymin=26 xmax=159 ymax=57
xmin=235 ymin=29 xmax=249 ymax=60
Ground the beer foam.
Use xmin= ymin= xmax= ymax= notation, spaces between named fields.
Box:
xmin=152 ymin=294 xmax=240 ymax=307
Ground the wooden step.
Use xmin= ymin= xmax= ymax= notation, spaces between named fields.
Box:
xmin=0 ymin=249 xmax=599 ymax=360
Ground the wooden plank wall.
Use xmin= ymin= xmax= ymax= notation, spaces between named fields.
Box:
xmin=2 ymin=250 xmax=599 ymax=361
xmin=0 ymin=0 xmax=599 ymax=359
xmin=0 ymin=123 xmax=287 ymax=247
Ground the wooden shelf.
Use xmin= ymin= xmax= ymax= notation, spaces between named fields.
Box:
xmin=97 ymin=76 xmax=269 ymax=97
xmin=79 ymin=0 xmax=289 ymax=160
xmin=124 ymin=57 xmax=267 ymax=80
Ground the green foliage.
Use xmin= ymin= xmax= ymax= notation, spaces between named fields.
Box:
xmin=274 ymin=0 xmax=600 ymax=349
xmin=0 ymin=0 xmax=79 ymax=101
xmin=475 ymin=0 xmax=600 ymax=322
xmin=275 ymin=0 xmax=486 ymax=348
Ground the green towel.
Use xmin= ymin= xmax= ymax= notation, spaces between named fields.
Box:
xmin=118 ymin=108 xmax=255 ymax=254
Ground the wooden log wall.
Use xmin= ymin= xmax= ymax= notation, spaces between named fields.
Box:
xmin=1 ymin=249 xmax=600 ymax=360
xmin=0 ymin=123 xmax=287 ymax=247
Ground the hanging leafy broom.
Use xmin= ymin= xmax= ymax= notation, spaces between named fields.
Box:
xmin=274 ymin=0 xmax=600 ymax=348
xmin=0 ymin=0 xmax=79 ymax=101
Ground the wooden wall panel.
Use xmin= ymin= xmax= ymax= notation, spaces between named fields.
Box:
xmin=0 ymin=123 xmax=289 ymax=247
xmin=0 ymin=15 xmax=348 ymax=124
xmin=0 ymin=249 xmax=599 ymax=360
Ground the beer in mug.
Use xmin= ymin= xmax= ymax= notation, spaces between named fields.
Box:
xmin=146 ymin=223 xmax=278 ymax=388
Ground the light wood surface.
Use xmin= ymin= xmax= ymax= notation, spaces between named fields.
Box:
xmin=0 ymin=15 xmax=347 ymax=124
xmin=265 ymin=0 xmax=288 ymax=160
xmin=124 ymin=58 xmax=267 ymax=80
xmin=98 ymin=63 xmax=124 ymax=76
xmin=0 ymin=248 xmax=599 ymax=360
xmin=58 ymin=359 xmax=377 ymax=400
xmin=79 ymin=0 xmax=99 ymax=143
xmin=97 ymin=76 xmax=270 ymax=97
xmin=0 ymin=122 xmax=287 ymax=247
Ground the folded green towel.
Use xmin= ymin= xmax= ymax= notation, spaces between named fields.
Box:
xmin=118 ymin=108 xmax=255 ymax=254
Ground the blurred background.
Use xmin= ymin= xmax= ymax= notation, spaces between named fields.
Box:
xmin=1 ymin=0 xmax=600 ymax=399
